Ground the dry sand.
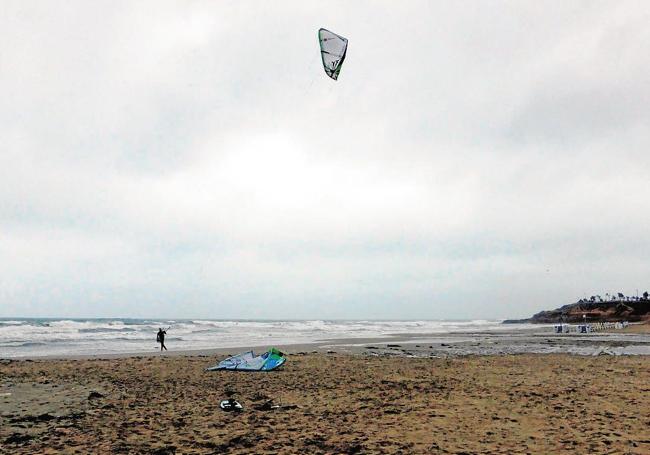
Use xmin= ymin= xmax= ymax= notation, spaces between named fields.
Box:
xmin=1 ymin=352 xmax=649 ymax=454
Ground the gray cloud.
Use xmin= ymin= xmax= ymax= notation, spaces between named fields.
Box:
xmin=1 ymin=1 xmax=649 ymax=318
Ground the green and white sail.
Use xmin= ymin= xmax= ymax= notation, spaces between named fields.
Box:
xmin=206 ymin=348 xmax=286 ymax=372
xmin=318 ymin=28 xmax=348 ymax=80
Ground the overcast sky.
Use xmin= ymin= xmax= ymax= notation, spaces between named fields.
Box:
xmin=1 ymin=1 xmax=649 ymax=319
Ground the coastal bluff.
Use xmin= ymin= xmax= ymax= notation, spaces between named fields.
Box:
xmin=504 ymin=297 xmax=650 ymax=324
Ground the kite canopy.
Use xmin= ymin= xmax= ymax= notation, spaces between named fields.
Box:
xmin=206 ymin=348 xmax=286 ymax=372
xmin=318 ymin=28 xmax=348 ymax=80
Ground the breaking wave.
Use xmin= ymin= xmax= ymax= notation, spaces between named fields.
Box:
xmin=0 ymin=318 xmax=515 ymax=358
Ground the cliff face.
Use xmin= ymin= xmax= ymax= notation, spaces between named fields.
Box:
xmin=505 ymin=300 xmax=650 ymax=324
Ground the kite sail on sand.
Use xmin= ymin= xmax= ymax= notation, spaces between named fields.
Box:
xmin=206 ymin=348 xmax=286 ymax=372
xmin=318 ymin=28 xmax=348 ymax=80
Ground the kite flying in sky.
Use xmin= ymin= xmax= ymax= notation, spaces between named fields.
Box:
xmin=318 ymin=28 xmax=348 ymax=80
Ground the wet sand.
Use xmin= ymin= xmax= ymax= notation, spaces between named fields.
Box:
xmin=2 ymin=352 xmax=649 ymax=454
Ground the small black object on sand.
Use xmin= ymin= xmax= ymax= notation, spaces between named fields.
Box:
xmin=254 ymin=401 xmax=298 ymax=411
xmin=220 ymin=399 xmax=243 ymax=412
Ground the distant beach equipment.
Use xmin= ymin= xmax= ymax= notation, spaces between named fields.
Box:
xmin=577 ymin=324 xmax=592 ymax=334
xmin=553 ymin=321 xmax=628 ymax=334
xmin=554 ymin=324 xmax=570 ymax=333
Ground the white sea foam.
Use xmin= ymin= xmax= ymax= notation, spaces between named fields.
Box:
xmin=0 ymin=318 xmax=530 ymax=358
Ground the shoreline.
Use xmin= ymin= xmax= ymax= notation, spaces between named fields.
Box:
xmin=4 ymin=322 xmax=649 ymax=360
xmin=5 ymin=319 xmax=647 ymax=361
xmin=0 ymin=319 xmax=522 ymax=360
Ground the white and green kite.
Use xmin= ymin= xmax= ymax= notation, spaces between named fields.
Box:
xmin=318 ymin=28 xmax=348 ymax=80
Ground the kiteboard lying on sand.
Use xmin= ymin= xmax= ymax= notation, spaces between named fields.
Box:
xmin=206 ymin=348 xmax=286 ymax=372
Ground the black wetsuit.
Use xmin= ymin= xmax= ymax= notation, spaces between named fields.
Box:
xmin=158 ymin=330 xmax=167 ymax=351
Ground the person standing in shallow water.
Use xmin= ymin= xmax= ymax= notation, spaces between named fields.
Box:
xmin=157 ymin=328 xmax=167 ymax=351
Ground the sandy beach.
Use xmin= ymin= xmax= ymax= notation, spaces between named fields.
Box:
xmin=2 ymin=347 xmax=649 ymax=454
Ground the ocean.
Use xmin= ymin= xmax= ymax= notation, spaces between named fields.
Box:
xmin=0 ymin=318 xmax=527 ymax=358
